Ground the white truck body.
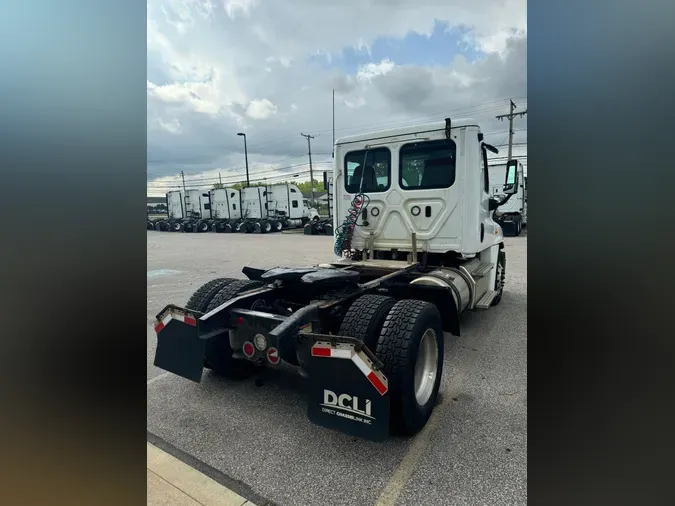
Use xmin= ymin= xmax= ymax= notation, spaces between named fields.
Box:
xmin=265 ymin=184 xmax=302 ymax=219
xmin=209 ymin=188 xmax=242 ymax=220
xmin=166 ymin=190 xmax=184 ymax=219
xmin=261 ymin=183 xmax=319 ymax=221
xmin=241 ymin=187 xmax=265 ymax=219
xmin=488 ymin=161 xmax=526 ymax=229
xmin=333 ymin=118 xmax=502 ymax=258
xmin=182 ymin=189 xmax=207 ymax=219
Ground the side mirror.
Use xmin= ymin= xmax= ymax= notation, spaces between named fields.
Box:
xmin=503 ymin=160 xmax=520 ymax=195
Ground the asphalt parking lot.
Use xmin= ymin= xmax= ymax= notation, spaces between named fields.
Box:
xmin=147 ymin=230 xmax=527 ymax=506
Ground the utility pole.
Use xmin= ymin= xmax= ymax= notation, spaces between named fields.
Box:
xmin=332 ymin=89 xmax=335 ymax=159
xmin=496 ymin=99 xmax=527 ymax=161
xmin=180 ymin=170 xmax=186 ymax=193
xmin=300 ymin=133 xmax=315 ymax=205
xmin=219 ymin=172 xmax=222 ymax=186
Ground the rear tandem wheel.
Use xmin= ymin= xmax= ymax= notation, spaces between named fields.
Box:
xmin=375 ymin=299 xmax=444 ymax=435
xmin=203 ymin=279 xmax=266 ymax=379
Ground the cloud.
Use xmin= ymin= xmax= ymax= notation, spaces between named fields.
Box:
xmin=157 ymin=117 xmax=182 ymax=134
xmin=245 ymin=98 xmax=278 ymax=119
xmin=147 ymin=0 xmax=527 ymax=195
xmin=356 ymin=59 xmax=396 ymax=82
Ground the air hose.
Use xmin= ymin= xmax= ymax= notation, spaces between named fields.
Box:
xmin=333 ymin=192 xmax=369 ymax=256
xmin=334 ymin=150 xmax=372 ymax=257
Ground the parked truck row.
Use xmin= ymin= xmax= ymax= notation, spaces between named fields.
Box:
xmin=147 ymin=183 xmax=333 ymax=235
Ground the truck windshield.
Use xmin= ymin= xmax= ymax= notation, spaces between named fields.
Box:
xmin=399 ymin=139 xmax=456 ymax=190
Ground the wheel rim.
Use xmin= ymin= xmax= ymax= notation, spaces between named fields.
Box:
xmin=414 ymin=329 xmax=439 ymax=406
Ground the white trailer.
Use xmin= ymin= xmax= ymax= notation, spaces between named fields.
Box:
xmin=153 ymin=117 xmax=521 ymax=442
xmin=488 ymin=161 xmax=527 ymax=235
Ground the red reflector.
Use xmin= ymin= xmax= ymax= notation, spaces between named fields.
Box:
xmin=154 ymin=322 xmax=165 ymax=334
xmin=237 ymin=316 xmax=244 ymax=325
xmin=184 ymin=315 xmax=197 ymax=326
xmin=242 ymin=342 xmax=255 ymax=357
xmin=267 ymin=347 xmax=280 ymax=365
xmin=311 ymin=347 xmax=331 ymax=357
xmin=367 ymin=371 xmax=388 ymax=395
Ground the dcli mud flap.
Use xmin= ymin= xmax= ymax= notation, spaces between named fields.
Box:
xmin=307 ymin=341 xmax=390 ymax=442
xmin=153 ymin=306 xmax=206 ymax=383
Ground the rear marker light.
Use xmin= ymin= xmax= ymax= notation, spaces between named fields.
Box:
xmin=254 ymin=334 xmax=267 ymax=351
xmin=242 ymin=342 xmax=255 ymax=358
xmin=237 ymin=316 xmax=245 ymax=325
xmin=184 ymin=315 xmax=197 ymax=326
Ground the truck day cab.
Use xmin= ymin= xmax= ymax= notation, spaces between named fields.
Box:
xmin=152 ymin=117 xmax=520 ymax=441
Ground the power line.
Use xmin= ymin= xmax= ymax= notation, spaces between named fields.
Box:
xmin=148 ymin=97 xmax=527 ymax=165
xmin=147 ymin=170 xmax=316 ymax=191
xmin=148 ymin=123 xmax=526 ymax=188
xmin=147 ymin=161 xmax=333 ymax=187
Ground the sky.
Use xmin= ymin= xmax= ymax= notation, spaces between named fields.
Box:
xmin=147 ymin=0 xmax=527 ymax=196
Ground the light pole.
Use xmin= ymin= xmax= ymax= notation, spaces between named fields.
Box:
xmin=237 ymin=132 xmax=250 ymax=187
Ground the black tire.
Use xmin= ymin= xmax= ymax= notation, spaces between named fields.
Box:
xmin=376 ymin=299 xmax=444 ymax=435
xmin=197 ymin=221 xmax=209 ymax=233
xmin=338 ymin=294 xmax=396 ymax=351
xmin=254 ymin=221 xmax=263 ymax=234
xmin=515 ymin=217 xmax=522 ymax=236
xmin=147 ymin=221 xmax=154 ymax=230
xmin=185 ymin=278 xmax=237 ymax=312
xmin=491 ymin=250 xmax=506 ymax=306
xmin=172 ymin=222 xmax=181 ymax=232
xmin=263 ymin=220 xmax=272 ymax=233
xmin=203 ymin=279 xmax=265 ymax=379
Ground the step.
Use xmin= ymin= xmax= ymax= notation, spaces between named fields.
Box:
xmin=475 ymin=290 xmax=498 ymax=309
xmin=468 ymin=261 xmax=494 ymax=278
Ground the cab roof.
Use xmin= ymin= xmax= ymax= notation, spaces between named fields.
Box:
xmin=334 ymin=118 xmax=480 ymax=146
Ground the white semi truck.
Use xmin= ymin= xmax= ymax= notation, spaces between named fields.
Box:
xmin=488 ymin=161 xmax=527 ymax=236
xmin=149 ymin=189 xmax=211 ymax=232
xmin=152 ymin=117 xmax=520 ymax=441
xmin=225 ymin=183 xmax=320 ymax=234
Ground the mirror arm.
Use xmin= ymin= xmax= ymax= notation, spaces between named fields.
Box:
xmin=490 ymin=192 xmax=514 ymax=211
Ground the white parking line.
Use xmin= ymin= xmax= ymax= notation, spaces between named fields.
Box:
xmin=375 ymin=335 xmax=478 ymax=506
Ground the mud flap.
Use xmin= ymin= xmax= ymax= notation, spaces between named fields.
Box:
xmin=307 ymin=341 xmax=390 ymax=442
xmin=153 ymin=307 xmax=206 ymax=383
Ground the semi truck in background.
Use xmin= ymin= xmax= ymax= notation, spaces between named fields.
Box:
xmin=488 ymin=161 xmax=527 ymax=236
xmin=148 ymin=183 xmax=323 ymax=234
xmin=226 ymin=183 xmax=320 ymax=233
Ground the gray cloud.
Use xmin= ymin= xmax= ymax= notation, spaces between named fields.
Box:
xmin=147 ymin=0 xmax=526 ymax=192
